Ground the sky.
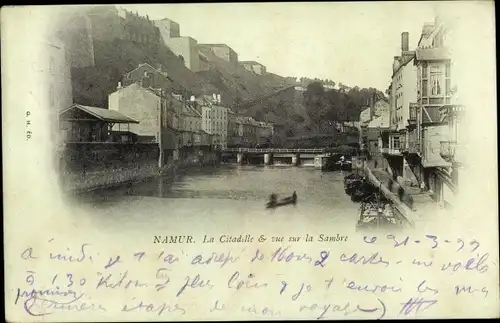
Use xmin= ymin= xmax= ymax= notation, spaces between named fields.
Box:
xmin=120 ymin=2 xmax=483 ymax=91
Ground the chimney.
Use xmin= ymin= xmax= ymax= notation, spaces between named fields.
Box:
xmin=190 ymin=95 xmax=195 ymax=102
xmin=117 ymin=82 xmax=122 ymax=89
xmin=401 ymin=32 xmax=409 ymax=52
xmin=213 ymin=93 xmax=217 ymax=101
xmin=217 ymin=94 xmax=221 ymax=104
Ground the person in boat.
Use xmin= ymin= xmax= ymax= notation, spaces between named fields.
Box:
xmin=292 ymin=191 xmax=297 ymax=204
xmin=269 ymin=193 xmax=277 ymax=205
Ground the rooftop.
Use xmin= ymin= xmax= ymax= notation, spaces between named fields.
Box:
xmin=240 ymin=61 xmax=263 ymax=66
xmin=422 ymin=23 xmax=435 ymax=36
xmin=182 ymin=105 xmax=202 ymax=118
xmin=125 ymin=63 xmax=170 ymax=79
xmin=60 ymin=104 xmax=139 ymax=124
xmin=392 ymin=51 xmax=416 ymax=77
xmin=199 ymin=43 xmax=236 ymax=52
xmin=155 ymin=17 xmax=179 ymax=24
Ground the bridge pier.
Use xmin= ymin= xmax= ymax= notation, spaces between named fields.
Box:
xmin=264 ymin=153 xmax=273 ymax=165
xmin=237 ymin=152 xmax=244 ymax=165
xmin=292 ymin=153 xmax=300 ymax=166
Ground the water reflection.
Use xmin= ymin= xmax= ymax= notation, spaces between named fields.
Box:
xmin=68 ymin=165 xmax=369 ymax=234
xmin=78 ymin=165 xmax=359 ymax=207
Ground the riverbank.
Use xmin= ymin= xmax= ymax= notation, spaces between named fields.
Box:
xmin=62 ymin=151 xmax=221 ymax=194
xmin=364 ymin=159 xmax=441 ymax=225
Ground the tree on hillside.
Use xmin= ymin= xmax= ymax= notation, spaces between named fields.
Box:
xmin=302 ymin=81 xmax=386 ymax=126
xmin=303 ymin=82 xmax=326 ymax=125
xmin=324 ymin=89 xmax=345 ymax=121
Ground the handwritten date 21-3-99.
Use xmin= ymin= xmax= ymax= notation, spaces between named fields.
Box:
xmin=362 ymin=235 xmax=480 ymax=252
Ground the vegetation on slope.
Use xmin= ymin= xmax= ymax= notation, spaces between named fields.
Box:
xmin=197 ymin=47 xmax=295 ymax=105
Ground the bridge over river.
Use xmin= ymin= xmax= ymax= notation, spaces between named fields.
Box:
xmin=221 ymin=147 xmax=355 ymax=166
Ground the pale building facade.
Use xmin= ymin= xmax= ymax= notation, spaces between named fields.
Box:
xmin=201 ymin=95 xmax=228 ymax=148
xmin=385 ymin=31 xmax=419 ymax=174
xmin=199 ymin=44 xmax=238 ymax=66
xmin=155 ymin=18 xmax=201 ymax=72
xmin=108 ymin=83 xmax=178 ymax=151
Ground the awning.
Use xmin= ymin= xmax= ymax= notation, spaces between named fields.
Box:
xmin=60 ymin=104 xmax=140 ymax=124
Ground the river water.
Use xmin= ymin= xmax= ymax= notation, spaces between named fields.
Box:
xmin=73 ymin=165 xmax=368 ymax=237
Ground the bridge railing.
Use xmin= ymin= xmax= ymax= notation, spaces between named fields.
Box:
xmin=222 ymin=148 xmax=326 ymax=153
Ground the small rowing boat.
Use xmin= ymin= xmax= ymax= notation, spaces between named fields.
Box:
xmin=266 ymin=191 xmax=298 ymax=209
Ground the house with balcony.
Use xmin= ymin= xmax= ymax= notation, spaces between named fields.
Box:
xmin=411 ymin=16 xmax=458 ymax=206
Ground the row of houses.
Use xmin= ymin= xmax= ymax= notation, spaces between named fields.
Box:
xmin=228 ymin=115 xmax=274 ymax=148
xmin=361 ymin=15 xmax=464 ymax=209
xmin=58 ymin=60 xmax=274 ymax=164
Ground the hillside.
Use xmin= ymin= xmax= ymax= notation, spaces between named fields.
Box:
xmin=196 ymin=47 xmax=312 ymax=136
xmin=58 ymin=6 xmax=383 ymax=139
xmin=59 ymin=5 xmax=296 ymax=111
xmin=232 ymin=86 xmax=315 ymax=138
xmin=197 ymin=47 xmax=295 ymax=104
xmin=62 ymin=7 xmax=223 ymax=108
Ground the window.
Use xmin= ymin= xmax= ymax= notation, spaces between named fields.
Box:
xmin=422 ymin=80 xmax=428 ymax=97
xmin=430 ymin=65 xmax=443 ymax=96
xmin=393 ymin=137 xmax=400 ymax=150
